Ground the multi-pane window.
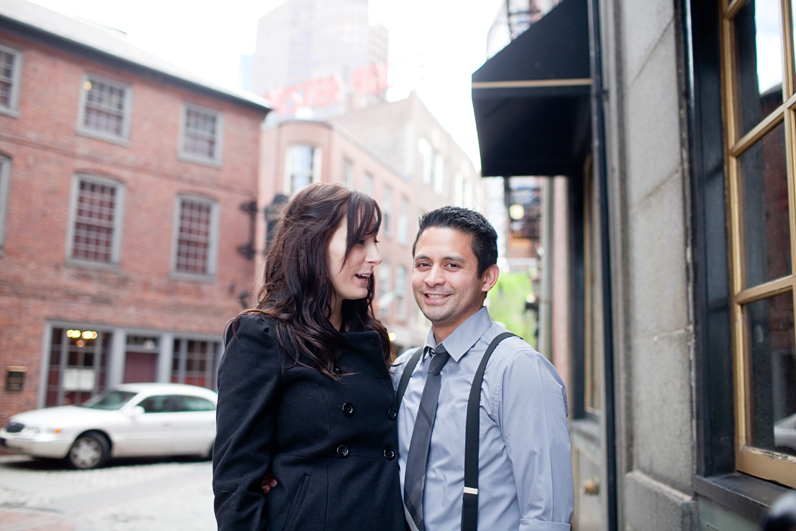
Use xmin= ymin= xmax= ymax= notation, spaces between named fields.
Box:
xmin=343 ymin=158 xmax=354 ymax=187
xmin=79 ymin=75 xmax=131 ymax=141
xmin=0 ymin=44 xmax=21 ymax=114
xmin=0 ymin=155 xmax=10 ymax=251
xmin=382 ymin=185 xmax=393 ymax=238
xmin=398 ymin=196 xmax=409 ymax=245
xmin=418 ymin=137 xmax=433 ymax=185
xmin=379 ymin=261 xmax=392 ymax=318
xmin=285 ymin=145 xmax=320 ymax=195
xmin=181 ymin=104 xmax=223 ymax=164
xmin=396 ymin=265 xmax=407 ymax=321
xmin=174 ymin=197 xmax=218 ymax=276
xmin=364 ymin=172 xmax=374 ymax=197
xmin=68 ymin=176 xmax=124 ymax=264
xmin=720 ymin=0 xmax=796 ymax=488
xmin=46 ymin=327 xmax=110 ymax=407
xmin=172 ymin=338 xmax=220 ymax=389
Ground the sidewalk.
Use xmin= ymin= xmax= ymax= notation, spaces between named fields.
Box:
xmin=0 ymin=507 xmax=80 ymax=531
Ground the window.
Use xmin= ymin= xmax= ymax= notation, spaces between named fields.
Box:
xmin=78 ymin=75 xmax=131 ymax=142
xmin=379 ymin=260 xmax=392 ymax=318
xmin=396 ymin=265 xmax=407 ymax=321
xmin=0 ymin=155 xmax=10 ymax=251
xmin=285 ymin=145 xmax=321 ymax=195
xmin=67 ymin=175 xmax=125 ymax=265
xmin=382 ymin=185 xmax=393 ymax=238
xmin=172 ymin=338 xmax=221 ymax=389
xmin=720 ymin=0 xmax=796 ymax=488
xmin=434 ymin=154 xmax=445 ymax=194
xmin=173 ymin=197 xmax=219 ymax=276
xmin=363 ymin=172 xmax=374 ymax=197
xmin=418 ymin=137 xmax=433 ymax=185
xmin=180 ymin=104 xmax=223 ymax=164
xmin=343 ymin=158 xmax=354 ymax=187
xmin=0 ymin=44 xmax=22 ymax=116
xmin=398 ymin=196 xmax=409 ymax=245
xmin=46 ymin=327 xmax=110 ymax=407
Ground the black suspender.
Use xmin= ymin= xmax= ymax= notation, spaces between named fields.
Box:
xmin=396 ymin=332 xmax=516 ymax=531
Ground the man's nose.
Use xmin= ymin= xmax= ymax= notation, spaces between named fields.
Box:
xmin=424 ymin=265 xmax=444 ymax=285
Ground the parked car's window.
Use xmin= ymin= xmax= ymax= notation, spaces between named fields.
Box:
xmin=138 ymin=395 xmax=180 ymax=413
xmin=80 ymin=390 xmax=137 ymax=410
xmin=178 ymin=395 xmax=215 ymax=412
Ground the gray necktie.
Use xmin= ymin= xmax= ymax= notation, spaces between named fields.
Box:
xmin=404 ymin=346 xmax=450 ymax=531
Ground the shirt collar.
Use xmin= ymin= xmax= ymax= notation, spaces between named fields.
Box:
xmin=422 ymin=306 xmax=492 ymax=363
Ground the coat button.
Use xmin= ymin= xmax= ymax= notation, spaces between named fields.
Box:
xmin=341 ymin=402 xmax=355 ymax=416
xmin=337 ymin=444 xmax=350 ymax=458
xmin=383 ymin=448 xmax=396 ymax=460
xmin=333 ymin=366 xmax=341 ymax=375
xmin=387 ymin=408 xmax=397 ymax=420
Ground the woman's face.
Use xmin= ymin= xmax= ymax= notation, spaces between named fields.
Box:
xmin=327 ymin=217 xmax=382 ymax=303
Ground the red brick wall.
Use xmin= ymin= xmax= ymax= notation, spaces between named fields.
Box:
xmin=0 ymin=32 xmax=265 ymax=423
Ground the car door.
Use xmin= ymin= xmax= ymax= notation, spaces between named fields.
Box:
xmin=115 ymin=394 xmax=184 ymax=456
xmin=165 ymin=395 xmax=216 ymax=455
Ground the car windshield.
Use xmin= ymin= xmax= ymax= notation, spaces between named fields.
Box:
xmin=80 ymin=390 xmax=138 ymax=410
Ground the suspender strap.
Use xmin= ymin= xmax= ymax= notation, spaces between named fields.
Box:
xmin=461 ymin=332 xmax=515 ymax=531
xmin=396 ymin=346 xmax=424 ymax=408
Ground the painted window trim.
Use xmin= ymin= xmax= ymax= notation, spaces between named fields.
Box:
xmin=64 ymin=174 xmax=126 ymax=268
xmin=76 ymin=73 xmax=133 ymax=145
xmin=178 ymin=103 xmax=224 ymax=167
xmin=0 ymin=43 xmax=22 ymax=117
xmin=170 ymin=194 xmax=220 ymax=279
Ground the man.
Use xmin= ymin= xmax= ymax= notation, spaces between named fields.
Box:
xmin=392 ymin=206 xmax=574 ymax=531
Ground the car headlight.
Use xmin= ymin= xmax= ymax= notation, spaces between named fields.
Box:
xmin=23 ymin=426 xmax=62 ymax=435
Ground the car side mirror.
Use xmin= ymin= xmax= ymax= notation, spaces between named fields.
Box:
xmin=128 ymin=405 xmax=145 ymax=417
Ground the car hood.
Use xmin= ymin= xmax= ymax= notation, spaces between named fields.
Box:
xmin=9 ymin=406 xmax=122 ymax=428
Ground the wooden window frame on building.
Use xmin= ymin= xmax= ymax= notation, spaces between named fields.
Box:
xmin=382 ymin=184 xmax=393 ymax=238
xmin=418 ymin=137 xmax=433 ymax=185
xmin=284 ymin=144 xmax=321 ymax=196
xmin=398 ymin=196 xmax=409 ymax=245
xmin=0 ymin=43 xmax=22 ymax=117
xmin=179 ymin=103 xmax=224 ymax=166
xmin=0 ymin=154 xmax=10 ymax=253
xmin=171 ymin=338 xmax=222 ymax=390
xmin=65 ymin=174 xmax=125 ymax=268
xmin=719 ymin=0 xmax=796 ymax=489
xmin=76 ymin=73 xmax=132 ymax=145
xmin=171 ymin=195 xmax=219 ymax=279
xmin=363 ymin=171 xmax=374 ymax=197
xmin=343 ymin=157 xmax=354 ymax=187
xmin=44 ymin=325 xmax=111 ymax=407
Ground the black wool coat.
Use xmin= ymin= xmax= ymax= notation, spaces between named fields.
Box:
xmin=212 ymin=313 xmax=405 ymax=531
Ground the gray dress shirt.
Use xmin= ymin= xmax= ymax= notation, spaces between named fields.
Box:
xmin=391 ymin=307 xmax=574 ymax=531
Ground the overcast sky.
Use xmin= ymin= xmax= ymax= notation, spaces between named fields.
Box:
xmin=25 ymin=0 xmax=503 ymax=169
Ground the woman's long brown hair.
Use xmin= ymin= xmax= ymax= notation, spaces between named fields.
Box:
xmin=244 ymin=183 xmax=390 ymax=377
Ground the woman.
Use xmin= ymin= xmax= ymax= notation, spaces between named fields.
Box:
xmin=212 ymin=183 xmax=405 ymax=531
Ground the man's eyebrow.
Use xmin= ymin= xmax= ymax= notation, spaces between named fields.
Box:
xmin=413 ymin=254 xmax=466 ymax=262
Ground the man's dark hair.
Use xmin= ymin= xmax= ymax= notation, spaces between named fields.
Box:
xmin=412 ymin=206 xmax=498 ymax=276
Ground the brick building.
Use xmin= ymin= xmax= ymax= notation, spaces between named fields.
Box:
xmin=0 ymin=0 xmax=269 ymax=424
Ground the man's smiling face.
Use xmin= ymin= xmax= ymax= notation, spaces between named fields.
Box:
xmin=411 ymin=227 xmax=498 ymax=342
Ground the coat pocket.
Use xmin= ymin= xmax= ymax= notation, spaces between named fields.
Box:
xmin=282 ymin=473 xmax=311 ymax=531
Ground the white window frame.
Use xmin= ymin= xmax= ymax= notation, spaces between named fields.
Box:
xmin=434 ymin=154 xmax=445 ymax=195
xmin=363 ymin=172 xmax=374 ymax=197
xmin=0 ymin=155 xmax=11 ymax=252
xmin=171 ymin=195 xmax=220 ymax=278
xmin=343 ymin=158 xmax=354 ymax=187
xmin=179 ymin=103 xmax=224 ymax=166
xmin=398 ymin=196 xmax=409 ymax=245
xmin=396 ymin=265 xmax=408 ymax=321
xmin=0 ymin=44 xmax=22 ymax=117
xmin=379 ymin=260 xmax=392 ymax=319
xmin=284 ymin=144 xmax=322 ymax=196
xmin=65 ymin=174 xmax=126 ymax=267
xmin=418 ymin=137 xmax=433 ymax=185
xmin=76 ymin=73 xmax=133 ymax=144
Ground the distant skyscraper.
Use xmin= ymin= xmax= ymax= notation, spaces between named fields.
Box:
xmin=252 ymin=0 xmax=389 ymax=120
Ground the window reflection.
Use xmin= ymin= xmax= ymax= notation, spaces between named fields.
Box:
xmin=745 ymin=293 xmax=796 ymax=456
xmin=739 ymin=120 xmax=791 ymax=288
xmin=733 ymin=0 xmax=783 ymax=137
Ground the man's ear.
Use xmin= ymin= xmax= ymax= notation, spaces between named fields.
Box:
xmin=480 ymin=264 xmax=500 ymax=293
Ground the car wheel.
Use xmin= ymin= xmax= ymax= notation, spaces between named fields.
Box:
xmin=66 ymin=432 xmax=109 ymax=469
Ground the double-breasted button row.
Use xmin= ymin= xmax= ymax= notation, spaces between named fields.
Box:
xmin=341 ymin=403 xmax=355 ymax=416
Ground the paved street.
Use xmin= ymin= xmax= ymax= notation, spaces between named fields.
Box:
xmin=0 ymin=455 xmax=216 ymax=531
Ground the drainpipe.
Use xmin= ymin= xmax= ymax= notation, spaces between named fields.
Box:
xmin=587 ymin=0 xmax=618 ymax=529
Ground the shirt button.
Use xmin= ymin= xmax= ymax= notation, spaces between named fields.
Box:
xmin=337 ymin=444 xmax=350 ymax=458
xmin=387 ymin=408 xmax=397 ymax=420
xmin=383 ymin=448 xmax=396 ymax=460
xmin=341 ymin=402 xmax=355 ymax=416
xmin=333 ymin=366 xmax=342 ymax=375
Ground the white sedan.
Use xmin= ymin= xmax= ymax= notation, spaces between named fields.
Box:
xmin=0 ymin=383 xmax=217 ymax=469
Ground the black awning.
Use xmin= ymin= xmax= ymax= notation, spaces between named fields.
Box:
xmin=472 ymin=0 xmax=591 ymax=177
